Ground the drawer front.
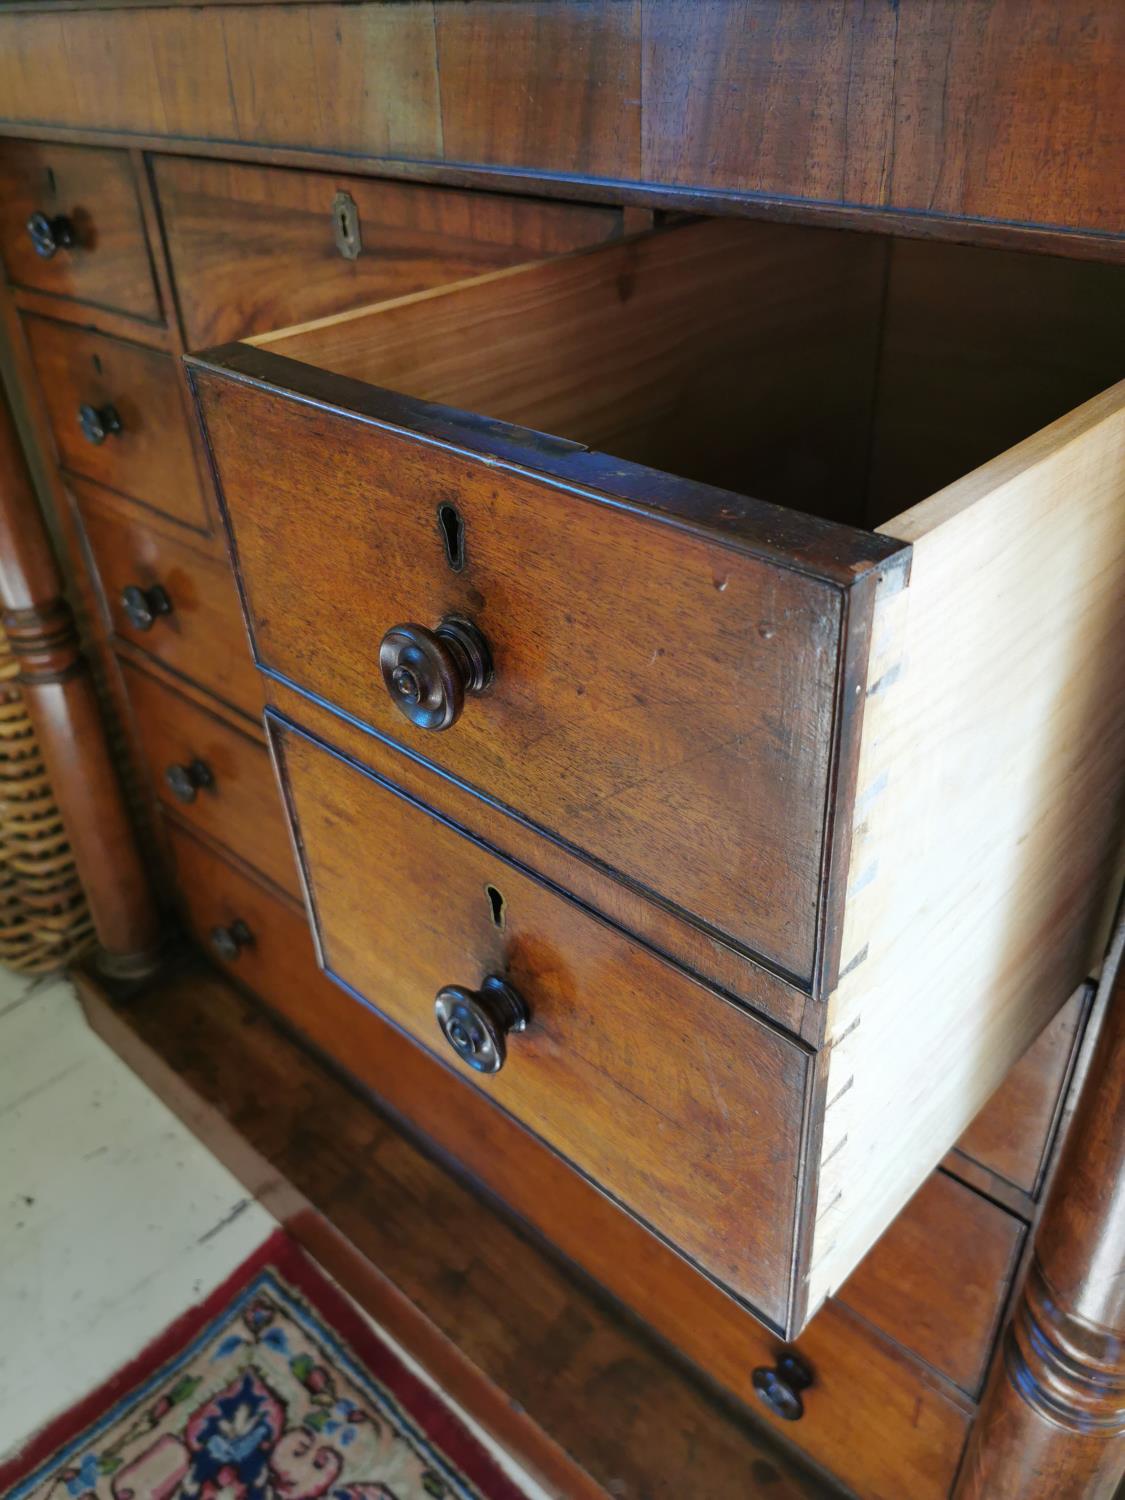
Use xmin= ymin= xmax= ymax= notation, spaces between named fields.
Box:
xmin=155 ymin=155 xmax=625 ymax=349
xmin=165 ymin=814 xmax=972 ymax=1500
xmin=120 ymin=659 xmax=298 ymax=900
xmin=167 ymin=818 xmax=326 ymax=1007
xmin=0 ymin=141 xmax=160 ymax=320
xmin=77 ymin=485 xmax=262 ymax=715
xmin=24 ymin=315 xmax=208 ymax=529
xmin=271 ymin=712 xmax=810 ymax=1331
xmin=195 ymin=370 xmax=879 ymax=987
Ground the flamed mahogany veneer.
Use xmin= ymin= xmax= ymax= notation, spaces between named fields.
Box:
xmin=189 ymin=216 xmax=1125 ymax=1336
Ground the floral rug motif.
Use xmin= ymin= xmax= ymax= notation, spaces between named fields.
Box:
xmin=1 ymin=1232 xmax=528 ymax=1500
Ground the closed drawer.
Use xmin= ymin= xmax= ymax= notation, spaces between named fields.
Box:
xmin=167 ymin=817 xmax=325 ymax=1006
xmin=154 ymin=154 xmax=627 ymax=349
xmin=77 ymin=483 xmax=261 ymax=716
xmin=24 ymin=315 xmax=208 ymax=530
xmin=120 ymin=659 xmax=299 ymax=900
xmin=271 ymin=713 xmax=808 ymax=1334
xmin=191 ymin=216 xmax=1125 ymax=1328
xmin=165 ymin=813 xmax=977 ymax=1500
xmin=0 ymin=140 xmax=160 ymax=320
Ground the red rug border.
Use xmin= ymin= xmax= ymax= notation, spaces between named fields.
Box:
xmin=0 ymin=1227 xmax=530 ymax=1500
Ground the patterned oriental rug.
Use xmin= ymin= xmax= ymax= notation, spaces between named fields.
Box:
xmin=0 ymin=1231 xmax=530 ymax=1500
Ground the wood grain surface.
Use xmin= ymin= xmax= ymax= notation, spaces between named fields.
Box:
xmin=195 ymin=364 xmax=879 ymax=990
xmin=257 ymin=217 xmax=889 ymax=525
xmin=272 ymin=714 xmax=810 ymax=1333
xmin=951 ymin=983 xmax=1091 ymax=1200
xmin=192 ymin=226 xmax=906 ymax=993
xmin=0 ymin=373 xmax=161 ymax=972
xmin=75 ymin=480 xmax=263 ymax=716
xmin=957 ymin=935 xmax=1125 ymax=1499
xmin=155 ymin=154 xmax=625 ymax=350
xmin=23 ymin=314 xmax=208 ymax=529
xmin=868 ymin=240 xmax=1125 ymax=521
xmin=193 ymin=216 xmax=1124 ymax=1341
xmin=0 ymin=3 xmax=1121 ymax=247
xmin=119 ymin=656 xmax=299 ymax=900
xmin=0 ymin=139 xmax=161 ymax=320
xmin=263 ymin=674 xmax=816 ymax=1038
xmin=816 ymin=381 xmax=1125 ymax=1313
xmin=837 ymin=1169 xmax=1023 ymax=1397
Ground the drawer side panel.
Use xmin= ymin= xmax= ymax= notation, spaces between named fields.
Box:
xmin=810 ymin=381 xmax=1125 ymax=1315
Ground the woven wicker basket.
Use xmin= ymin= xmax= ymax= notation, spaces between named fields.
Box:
xmin=0 ymin=628 xmax=94 ymax=973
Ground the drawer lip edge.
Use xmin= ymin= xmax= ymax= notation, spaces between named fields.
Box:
xmin=185 ymin=342 xmax=912 ymax=592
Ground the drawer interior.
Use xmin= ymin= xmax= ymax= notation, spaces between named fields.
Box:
xmin=248 ymin=217 xmax=1124 ymax=532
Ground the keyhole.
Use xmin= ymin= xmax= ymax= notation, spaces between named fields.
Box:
xmin=331 ymin=191 xmax=361 ymax=260
xmin=485 ymin=884 xmax=505 ymax=929
xmin=438 ymin=503 xmax=465 ymax=572
xmin=46 ymin=167 xmax=57 ymax=195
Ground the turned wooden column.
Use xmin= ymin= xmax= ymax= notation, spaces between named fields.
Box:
xmin=957 ymin=945 xmax=1125 ymax=1498
xmin=0 ymin=375 xmax=162 ymax=977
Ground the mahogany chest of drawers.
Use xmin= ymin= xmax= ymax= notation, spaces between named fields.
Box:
xmin=0 ymin=20 xmax=1121 ymax=1488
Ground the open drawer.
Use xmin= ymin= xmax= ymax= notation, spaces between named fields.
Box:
xmin=188 ymin=218 xmax=1125 ymax=1329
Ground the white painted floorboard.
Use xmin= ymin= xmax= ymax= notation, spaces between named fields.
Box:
xmin=0 ymin=969 xmax=549 ymax=1499
xmin=0 ymin=972 xmax=274 ymax=1456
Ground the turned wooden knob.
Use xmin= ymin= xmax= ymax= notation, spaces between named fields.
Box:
xmin=164 ymin=758 xmax=214 ymax=804
xmin=210 ymin=919 xmax=252 ymax=962
xmin=434 ymin=974 xmax=528 ymax=1074
xmin=379 ymin=615 xmax=491 ymax=732
xmin=751 ymin=1353 xmax=813 ymax=1422
xmin=120 ymin=583 xmax=171 ymax=632
xmin=26 ymin=211 xmax=75 ymax=259
xmin=77 ymin=402 xmax=123 ymax=445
